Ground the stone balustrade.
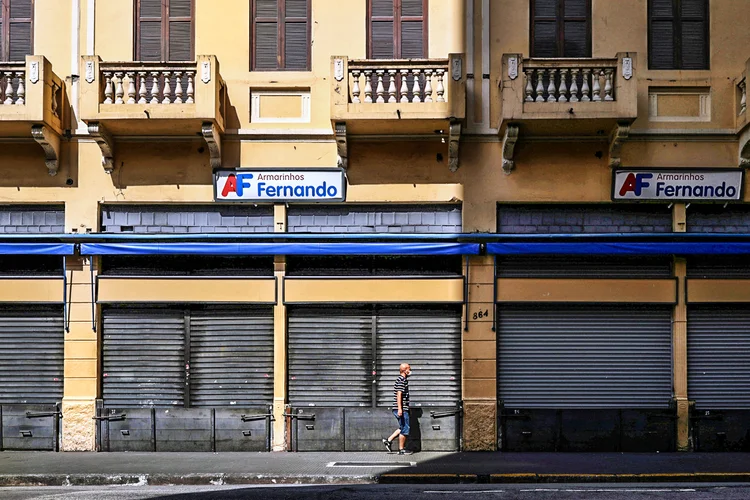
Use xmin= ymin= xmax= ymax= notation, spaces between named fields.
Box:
xmin=0 ymin=64 xmax=26 ymax=106
xmin=346 ymin=59 xmax=450 ymax=104
xmin=523 ymin=59 xmax=619 ymax=103
xmin=98 ymin=63 xmax=198 ymax=105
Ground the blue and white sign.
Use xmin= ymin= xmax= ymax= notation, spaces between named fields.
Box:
xmin=214 ymin=168 xmax=346 ymax=202
xmin=613 ymin=169 xmax=744 ymax=201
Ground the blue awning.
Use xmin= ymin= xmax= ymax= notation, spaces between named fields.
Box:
xmin=0 ymin=243 xmax=74 ymax=255
xmin=80 ymin=242 xmax=481 ymax=256
xmin=487 ymin=242 xmax=750 ymax=256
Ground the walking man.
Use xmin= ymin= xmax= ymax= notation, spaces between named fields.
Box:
xmin=383 ymin=362 xmax=412 ymax=455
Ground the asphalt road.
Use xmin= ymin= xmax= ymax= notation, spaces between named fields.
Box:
xmin=1 ymin=484 xmax=749 ymax=500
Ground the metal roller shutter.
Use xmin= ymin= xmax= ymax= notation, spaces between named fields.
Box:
xmin=497 ymin=256 xmax=672 ymax=279
xmin=102 ymin=308 xmax=185 ymax=408
xmin=688 ymin=306 xmax=750 ymax=409
xmin=288 ymin=308 xmax=372 ymax=407
xmin=0 ymin=306 xmax=64 ymax=404
xmin=190 ymin=307 xmax=274 ymax=407
xmin=497 ymin=305 xmax=672 ymax=409
xmin=375 ymin=307 xmax=461 ymax=407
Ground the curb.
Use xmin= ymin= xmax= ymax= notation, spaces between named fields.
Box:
xmin=0 ymin=474 xmax=376 ymax=487
xmin=379 ymin=472 xmax=750 ymax=484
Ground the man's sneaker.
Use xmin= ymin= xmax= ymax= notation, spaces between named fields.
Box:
xmin=398 ymin=449 xmax=412 ymax=455
xmin=382 ymin=438 xmax=392 ymax=452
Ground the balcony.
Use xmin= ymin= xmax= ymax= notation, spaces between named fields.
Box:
xmin=738 ymin=58 xmax=749 ymax=167
xmin=499 ymin=53 xmax=637 ymax=172
xmin=0 ymin=56 xmax=65 ymax=176
xmin=330 ymin=55 xmax=466 ymax=171
xmin=80 ymin=55 xmax=227 ymax=172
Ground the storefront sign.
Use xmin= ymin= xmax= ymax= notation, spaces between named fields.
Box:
xmin=613 ymin=169 xmax=744 ymax=201
xmin=214 ymin=168 xmax=346 ymax=202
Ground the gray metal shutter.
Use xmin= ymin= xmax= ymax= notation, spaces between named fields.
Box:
xmin=498 ymin=305 xmax=672 ymax=409
xmin=376 ymin=307 xmax=461 ymax=408
xmin=0 ymin=306 xmax=64 ymax=404
xmin=497 ymin=256 xmax=672 ymax=279
xmin=190 ymin=307 xmax=274 ymax=407
xmin=102 ymin=308 xmax=185 ymax=408
xmin=688 ymin=306 xmax=750 ymax=409
xmin=288 ymin=308 xmax=372 ymax=407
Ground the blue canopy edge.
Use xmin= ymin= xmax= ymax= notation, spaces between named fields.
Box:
xmin=0 ymin=243 xmax=75 ymax=255
xmin=487 ymin=242 xmax=750 ymax=255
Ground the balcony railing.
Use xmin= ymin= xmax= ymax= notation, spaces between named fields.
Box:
xmin=523 ymin=60 xmax=618 ymax=103
xmin=99 ymin=64 xmax=197 ymax=105
xmin=0 ymin=63 xmax=26 ymax=105
xmin=346 ymin=59 xmax=449 ymax=104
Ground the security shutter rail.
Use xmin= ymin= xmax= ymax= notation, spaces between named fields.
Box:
xmin=375 ymin=307 xmax=461 ymax=407
xmin=190 ymin=308 xmax=274 ymax=407
xmin=496 ymin=256 xmax=673 ymax=279
xmin=288 ymin=308 xmax=372 ymax=407
xmin=102 ymin=309 xmax=186 ymax=408
xmin=497 ymin=305 xmax=673 ymax=409
xmin=0 ymin=306 xmax=64 ymax=405
xmin=687 ymin=257 xmax=750 ymax=279
xmin=688 ymin=306 xmax=750 ymax=409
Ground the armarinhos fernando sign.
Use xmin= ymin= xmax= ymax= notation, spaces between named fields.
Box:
xmin=613 ymin=169 xmax=744 ymax=201
xmin=214 ymin=168 xmax=346 ymax=202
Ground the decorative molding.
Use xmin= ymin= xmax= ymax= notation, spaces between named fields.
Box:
xmin=250 ymin=90 xmax=311 ymax=123
xmin=201 ymin=61 xmax=211 ymax=84
xmin=740 ymin=127 xmax=750 ymax=168
xmin=508 ymin=56 xmax=518 ymax=80
xmin=448 ymin=120 xmax=461 ymax=172
xmin=87 ymin=122 xmax=115 ymax=173
xmin=201 ymin=122 xmax=222 ymax=169
xmin=30 ymin=125 xmax=61 ymax=176
xmin=501 ymin=124 xmax=519 ymax=174
xmin=29 ymin=61 xmax=39 ymax=84
xmin=622 ymin=57 xmax=633 ymax=80
xmin=335 ymin=122 xmax=348 ymax=170
xmin=451 ymin=54 xmax=462 ymax=81
xmin=649 ymin=89 xmax=711 ymax=122
xmin=609 ymin=121 xmax=631 ymax=168
xmin=85 ymin=61 xmax=95 ymax=83
xmin=334 ymin=58 xmax=344 ymax=81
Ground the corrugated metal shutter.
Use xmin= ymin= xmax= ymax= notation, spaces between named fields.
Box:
xmin=190 ymin=307 xmax=274 ymax=407
xmin=375 ymin=307 xmax=461 ymax=408
xmin=102 ymin=308 xmax=185 ymax=408
xmin=0 ymin=306 xmax=63 ymax=404
xmin=288 ymin=308 xmax=372 ymax=407
xmin=498 ymin=305 xmax=672 ymax=409
xmin=687 ymin=257 xmax=750 ymax=279
xmin=497 ymin=256 xmax=672 ymax=279
xmin=688 ymin=306 xmax=750 ymax=409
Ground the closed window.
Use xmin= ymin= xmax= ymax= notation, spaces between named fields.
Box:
xmin=649 ymin=0 xmax=708 ymax=70
xmin=368 ymin=0 xmax=427 ymax=59
xmin=251 ymin=0 xmax=310 ymax=71
xmin=531 ymin=0 xmax=591 ymax=58
xmin=135 ymin=0 xmax=194 ymax=61
xmin=0 ymin=0 xmax=33 ymax=62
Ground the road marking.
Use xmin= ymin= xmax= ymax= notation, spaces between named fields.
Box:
xmin=326 ymin=461 xmax=416 ymax=467
xmin=424 ymin=491 xmax=505 ymax=495
xmin=519 ymin=488 xmax=697 ymax=493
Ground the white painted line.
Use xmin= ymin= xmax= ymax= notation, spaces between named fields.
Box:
xmin=520 ymin=488 xmax=697 ymax=493
xmin=424 ymin=490 xmax=505 ymax=495
xmin=325 ymin=461 xmax=416 ymax=468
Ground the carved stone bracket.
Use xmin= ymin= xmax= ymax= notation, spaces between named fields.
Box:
xmin=448 ymin=120 xmax=461 ymax=172
xmin=335 ymin=122 xmax=348 ymax=170
xmin=30 ymin=125 xmax=61 ymax=176
xmin=740 ymin=126 xmax=750 ymax=168
xmin=501 ymin=124 xmax=520 ymax=175
xmin=88 ymin=122 xmax=115 ymax=174
xmin=609 ymin=121 xmax=631 ymax=168
xmin=202 ymin=122 xmax=222 ymax=169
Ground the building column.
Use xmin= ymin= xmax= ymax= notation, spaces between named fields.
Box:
xmin=672 ymin=203 xmax=690 ymax=451
xmin=272 ymin=204 xmax=287 ymax=450
xmin=462 ymin=254 xmax=497 ymax=451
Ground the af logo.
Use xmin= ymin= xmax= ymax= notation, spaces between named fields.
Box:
xmin=619 ymin=173 xmax=653 ymax=197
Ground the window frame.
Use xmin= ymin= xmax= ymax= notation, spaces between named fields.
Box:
xmin=250 ymin=0 xmax=312 ymax=71
xmin=366 ymin=0 xmax=429 ymax=59
xmin=529 ymin=0 xmax=591 ymax=58
xmin=0 ymin=0 xmax=35 ymax=62
xmin=134 ymin=0 xmax=196 ymax=62
xmin=647 ymin=0 xmax=710 ymax=70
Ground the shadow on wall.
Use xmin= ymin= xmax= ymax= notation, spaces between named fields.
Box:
xmin=0 ymin=142 xmax=76 ymax=188
xmin=110 ymin=139 xmax=213 ymax=189
xmin=347 ymin=140 xmax=457 ymax=185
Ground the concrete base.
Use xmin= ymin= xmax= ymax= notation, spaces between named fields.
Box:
xmin=61 ymin=400 xmax=96 ymax=451
xmin=463 ymin=402 xmax=497 ymax=451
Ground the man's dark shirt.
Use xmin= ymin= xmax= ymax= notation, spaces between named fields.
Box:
xmin=392 ymin=375 xmax=410 ymax=410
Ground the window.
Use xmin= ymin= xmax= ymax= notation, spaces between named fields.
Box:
xmin=368 ymin=0 xmax=427 ymax=59
xmin=530 ymin=0 xmax=591 ymax=58
xmin=251 ymin=0 xmax=310 ymax=71
xmin=0 ymin=0 xmax=33 ymax=62
xmin=649 ymin=0 xmax=708 ymax=70
xmin=135 ymin=0 xmax=194 ymax=61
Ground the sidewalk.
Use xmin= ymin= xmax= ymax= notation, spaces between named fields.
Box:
xmin=1 ymin=451 xmax=750 ymax=486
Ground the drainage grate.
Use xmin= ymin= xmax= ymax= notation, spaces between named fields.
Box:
xmin=327 ymin=461 xmax=416 ymax=468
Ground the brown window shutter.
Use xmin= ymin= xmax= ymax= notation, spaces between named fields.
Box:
xmin=137 ymin=0 xmax=193 ymax=62
xmin=649 ymin=0 xmax=676 ymax=69
xmin=649 ymin=0 xmax=707 ymax=70
xmin=284 ymin=0 xmax=309 ymax=70
xmin=562 ymin=0 xmax=589 ymax=57
xmin=531 ymin=0 xmax=558 ymax=57
xmin=399 ymin=0 xmax=425 ymax=59
xmin=369 ymin=0 xmax=395 ymax=59
xmin=253 ymin=0 xmax=279 ymax=69
xmin=167 ymin=0 xmax=193 ymax=61
xmin=679 ymin=0 xmax=707 ymax=69
xmin=137 ymin=0 xmax=163 ymax=61
xmin=532 ymin=0 xmax=590 ymax=58
xmin=5 ymin=0 xmax=33 ymax=62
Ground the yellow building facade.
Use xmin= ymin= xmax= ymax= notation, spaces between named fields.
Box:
xmin=0 ymin=0 xmax=749 ymax=453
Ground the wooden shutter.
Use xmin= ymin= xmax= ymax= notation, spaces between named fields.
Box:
xmin=649 ymin=0 xmax=708 ymax=70
xmin=1 ymin=0 xmax=33 ymax=62
xmin=252 ymin=0 xmax=310 ymax=71
xmin=136 ymin=0 xmax=193 ymax=62
xmin=531 ymin=0 xmax=590 ymax=58
xmin=368 ymin=0 xmax=426 ymax=59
